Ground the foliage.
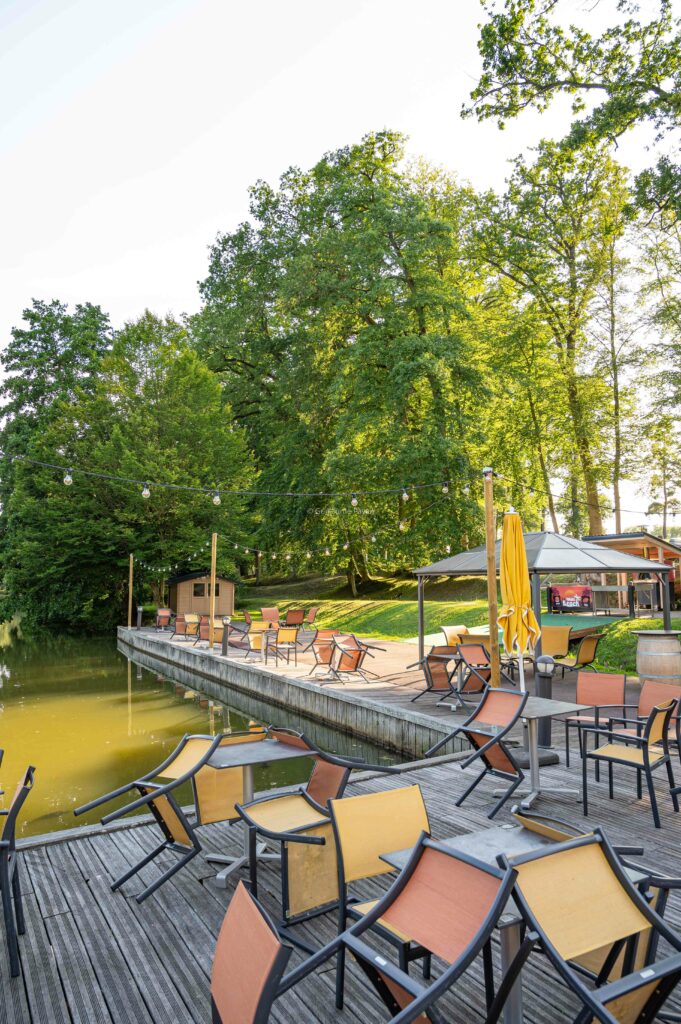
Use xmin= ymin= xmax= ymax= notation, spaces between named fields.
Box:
xmin=465 ymin=0 xmax=681 ymax=218
xmin=596 ymin=616 xmax=681 ymax=674
xmin=0 ymin=312 xmax=253 ymax=630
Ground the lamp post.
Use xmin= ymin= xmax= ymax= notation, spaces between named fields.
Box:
xmin=535 ymin=655 xmax=556 ymax=747
xmin=221 ymin=616 xmax=231 ymax=657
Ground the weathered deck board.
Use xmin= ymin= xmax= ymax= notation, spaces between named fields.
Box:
xmin=6 ymin=740 xmax=681 ymax=1023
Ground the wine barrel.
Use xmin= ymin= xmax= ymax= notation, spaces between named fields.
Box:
xmin=636 ymin=631 xmax=681 ymax=684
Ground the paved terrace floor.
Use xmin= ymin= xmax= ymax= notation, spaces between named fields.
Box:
xmin=8 ymin=739 xmax=681 ymax=1023
xmin=131 ymin=626 xmax=641 ymax=732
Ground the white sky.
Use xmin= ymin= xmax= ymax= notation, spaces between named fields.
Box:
xmin=0 ymin=0 xmax=676 ymax=531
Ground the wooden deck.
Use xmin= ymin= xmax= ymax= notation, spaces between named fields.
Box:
xmin=8 ymin=743 xmax=681 ymax=1023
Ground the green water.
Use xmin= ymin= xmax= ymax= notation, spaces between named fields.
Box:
xmin=0 ymin=628 xmax=395 ymax=838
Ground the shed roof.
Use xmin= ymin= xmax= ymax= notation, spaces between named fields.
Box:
xmin=167 ymin=571 xmax=234 ymax=586
xmin=584 ymin=531 xmax=681 ymax=559
xmin=414 ymin=531 xmax=670 ymax=577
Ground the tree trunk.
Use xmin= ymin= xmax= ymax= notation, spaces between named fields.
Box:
xmin=564 ymin=366 xmax=604 ymax=535
xmin=607 ymin=246 xmax=623 ymax=535
xmin=255 ymin=550 xmax=261 ymax=583
xmin=527 ymin=393 xmax=559 ymax=532
xmin=347 ymin=560 xmax=358 ymax=597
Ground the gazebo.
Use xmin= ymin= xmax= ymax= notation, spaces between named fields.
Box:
xmin=413 ymin=531 xmax=672 ymax=659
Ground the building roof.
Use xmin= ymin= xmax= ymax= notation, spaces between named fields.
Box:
xmin=584 ymin=531 xmax=681 ymax=558
xmin=414 ymin=531 xmax=670 ymax=577
xmin=167 ymin=571 xmax=234 ymax=586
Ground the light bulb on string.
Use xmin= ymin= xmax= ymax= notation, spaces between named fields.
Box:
xmin=442 ymin=482 xmax=449 ymax=495
xmin=212 ymin=491 xmax=221 ymax=506
xmin=234 ymin=543 xmax=239 ymax=550
xmin=324 ymin=547 xmax=330 ymax=556
xmin=285 ymin=553 xmax=291 ymax=561
xmin=271 ymin=552 xmax=277 ymax=559
xmin=306 ymin=551 xmax=311 ymax=559
xmin=342 ymin=542 xmax=349 ymax=550
xmin=399 ymin=521 xmax=406 ymax=532
xmin=63 ymin=469 xmax=73 ymax=486
xmin=351 ymin=493 xmax=358 ymax=507
xmin=446 ymin=544 xmax=451 ymax=553
xmin=244 ymin=548 xmax=249 ymax=554
xmin=141 ymin=483 xmax=151 ymax=499
xmin=462 ymin=484 xmax=470 ymax=496
xmin=370 ymin=534 xmax=376 ymax=543
xmin=401 ymin=488 xmax=409 ymax=503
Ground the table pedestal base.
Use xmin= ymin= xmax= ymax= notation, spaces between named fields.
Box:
xmin=207 ymin=841 xmax=281 ymax=888
xmin=495 ymin=784 xmax=580 ymax=810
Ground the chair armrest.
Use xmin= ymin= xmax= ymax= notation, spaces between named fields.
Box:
xmin=579 ymin=725 xmax=646 ymax=746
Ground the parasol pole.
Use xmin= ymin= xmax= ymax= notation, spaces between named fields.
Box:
xmin=209 ymin=532 xmax=217 ymax=650
xmin=482 ymin=468 xmax=501 ymax=687
xmin=127 ymin=554 xmax=134 ymax=629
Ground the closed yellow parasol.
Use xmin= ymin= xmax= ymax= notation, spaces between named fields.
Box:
xmin=499 ymin=510 xmax=541 ymax=691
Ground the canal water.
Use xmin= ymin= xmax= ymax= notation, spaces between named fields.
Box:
xmin=0 ymin=627 xmax=396 ymax=838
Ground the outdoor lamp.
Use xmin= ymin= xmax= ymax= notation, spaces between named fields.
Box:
xmin=351 ymin=493 xmax=358 ymax=507
xmin=141 ymin=482 xmax=151 ymax=499
xmin=462 ymin=484 xmax=470 ymax=495
xmin=442 ymin=482 xmax=449 ymax=494
xmin=370 ymin=534 xmax=376 ymax=542
xmin=63 ymin=469 xmax=73 ymax=486
xmin=212 ymin=490 xmax=221 ymax=506
xmin=535 ymin=655 xmax=556 ymax=678
xmin=401 ymin=487 xmax=409 ymax=502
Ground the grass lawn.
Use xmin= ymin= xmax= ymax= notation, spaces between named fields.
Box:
xmin=236 ymin=574 xmax=681 ymax=673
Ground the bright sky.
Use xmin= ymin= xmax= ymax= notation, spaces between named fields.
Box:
xmin=0 ymin=0 xmax=674 ymax=530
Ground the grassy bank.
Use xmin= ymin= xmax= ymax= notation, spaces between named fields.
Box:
xmin=595 ymin=618 xmax=681 ymax=675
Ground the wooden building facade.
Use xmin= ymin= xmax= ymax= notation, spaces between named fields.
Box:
xmin=167 ymin=571 xmax=235 ymax=617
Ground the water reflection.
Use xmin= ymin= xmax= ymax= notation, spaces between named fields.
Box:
xmin=0 ymin=631 xmax=395 ymax=837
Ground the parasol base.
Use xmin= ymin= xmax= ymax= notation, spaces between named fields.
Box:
xmin=514 ymin=747 xmax=559 ymax=769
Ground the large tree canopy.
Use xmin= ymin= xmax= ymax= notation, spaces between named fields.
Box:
xmin=465 ymin=0 xmax=681 ymax=218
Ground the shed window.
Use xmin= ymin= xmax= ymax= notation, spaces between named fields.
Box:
xmin=213 ymin=583 xmax=220 ymax=596
xmin=193 ymin=583 xmax=205 ymax=597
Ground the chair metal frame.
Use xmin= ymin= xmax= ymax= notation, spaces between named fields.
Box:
xmin=498 ymin=830 xmax=681 ymax=1024
xmin=211 ymin=838 xmax=519 ymax=1024
xmin=581 ymin=700 xmax=679 ymax=829
xmin=425 ymin=686 xmax=529 ymax=818
xmin=235 ymin=728 xmax=397 ymax=929
xmin=0 ymin=765 xmax=35 ymax=977
xmin=321 ymin=634 xmax=385 ymax=685
xmin=306 ymin=629 xmax=340 ymax=668
xmin=408 ymin=645 xmax=460 ymax=704
xmin=264 ymin=625 xmax=300 ymax=666
xmin=564 ymin=671 xmax=627 ymax=769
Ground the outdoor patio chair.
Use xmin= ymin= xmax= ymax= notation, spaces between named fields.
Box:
xmin=564 ymin=671 xmax=627 ymax=768
xmin=264 ymin=625 xmax=299 ymax=666
xmin=328 ymin=784 xmax=433 ymax=1008
xmin=408 ymin=645 xmax=460 ymax=704
xmin=307 ymin=629 xmax=340 ymax=672
xmin=323 ymin=634 xmax=385 ymax=685
xmin=457 ymin=643 xmax=515 ymax=698
xmin=581 ymin=699 xmax=679 ymax=828
xmin=260 ymin=606 xmax=280 ymax=626
xmin=283 ymin=608 xmax=305 ymax=627
xmin=235 ymin=728 xmax=396 ymax=926
xmin=193 ymin=617 xmax=224 ymax=648
xmin=211 ymin=838 xmax=517 ymax=1024
xmin=498 ymin=830 xmax=681 ymax=1024
xmin=179 ymin=612 xmax=200 ymax=641
xmin=74 ymin=728 xmax=270 ymax=897
xmin=244 ymin=621 xmax=272 ymax=660
xmin=606 ymin=679 xmax=681 ymax=757
xmin=425 ymin=687 xmax=529 ymax=818
xmin=1 ymin=766 xmax=35 ymax=977
xmin=555 ymin=631 xmax=604 ymax=675
xmin=169 ymin=614 xmax=186 ymax=640
xmin=155 ymin=607 xmax=172 ymax=630
xmin=304 ymin=605 xmax=319 ymax=629
xmin=536 ymin=624 xmax=572 ymax=675
xmin=440 ymin=623 xmax=469 ymax=645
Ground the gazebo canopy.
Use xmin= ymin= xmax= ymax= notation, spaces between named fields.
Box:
xmin=415 ymin=531 xmax=669 ymax=577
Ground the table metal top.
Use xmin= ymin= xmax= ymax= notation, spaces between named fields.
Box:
xmin=208 ymin=738 xmax=312 ymax=769
xmin=519 ymin=696 xmax=589 ymax=721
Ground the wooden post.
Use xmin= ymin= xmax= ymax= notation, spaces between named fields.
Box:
xmin=417 ymin=576 xmax=425 ymax=662
xmin=208 ymin=532 xmax=217 ymax=649
xmin=482 ymin=468 xmax=501 ymax=686
xmin=127 ymin=554 xmax=134 ymax=628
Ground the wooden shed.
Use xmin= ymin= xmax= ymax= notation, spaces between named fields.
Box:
xmin=167 ymin=571 xmax=235 ymax=617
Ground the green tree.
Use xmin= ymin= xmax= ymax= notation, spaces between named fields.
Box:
xmin=641 ymin=414 xmax=681 ymax=537
xmin=465 ymin=0 xmax=681 ymax=218
xmin=474 ymin=141 xmax=630 ymax=533
xmin=2 ymin=312 xmax=253 ymax=629
xmin=194 ymin=133 xmax=487 ymax=587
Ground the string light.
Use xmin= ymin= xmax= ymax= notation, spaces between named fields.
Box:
xmin=212 ymin=491 xmax=221 ymax=506
xmin=342 ymin=542 xmax=349 ymax=550
xmin=370 ymin=534 xmax=376 ymax=542
xmin=446 ymin=544 xmax=451 ymax=553
xmin=325 ymin=547 xmax=331 ymax=556
xmin=351 ymin=493 xmax=358 ymax=507
xmin=285 ymin=553 xmax=291 ymax=561
xmin=306 ymin=551 xmax=311 ymax=559
xmin=401 ymin=488 xmax=409 ymax=503
xmin=63 ymin=469 xmax=73 ymax=486
xmin=399 ymin=521 xmax=406 ymax=532
xmin=141 ymin=483 xmax=151 ymax=499
xmin=442 ymin=482 xmax=449 ymax=495
xmin=462 ymin=484 xmax=470 ymax=496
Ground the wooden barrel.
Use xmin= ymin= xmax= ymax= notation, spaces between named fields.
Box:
xmin=636 ymin=631 xmax=681 ymax=684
